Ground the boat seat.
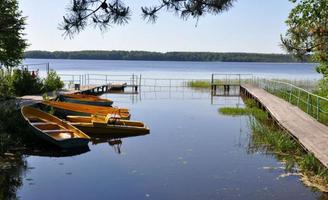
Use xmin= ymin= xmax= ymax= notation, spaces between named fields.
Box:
xmin=31 ymin=122 xmax=56 ymax=126
xmin=43 ymin=130 xmax=74 ymax=134
xmin=104 ymin=114 xmax=121 ymax=123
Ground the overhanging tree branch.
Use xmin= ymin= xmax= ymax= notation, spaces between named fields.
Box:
xmin=60 ymin=0 xmax=235 ymax=38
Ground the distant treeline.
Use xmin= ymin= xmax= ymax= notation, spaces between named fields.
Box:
xmin=24 ymin=50 xmax=309 ymax=63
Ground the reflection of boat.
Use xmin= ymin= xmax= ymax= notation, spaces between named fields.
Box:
xmin=21 ymin=145 xmax=90 ymax=157
xmin=66 ymin=114 xmax=150 ymax=136
xmin=41 ymin=100 xmax=130 ymax=119
xmin=92 ymin=138 xmax=123 ymax=154
xmin=56 ymin=94 xmax=113 ymax=107
xmin=21 ymin=106 xmax=90 ymax=149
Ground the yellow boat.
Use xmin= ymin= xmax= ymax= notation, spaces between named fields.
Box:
xmin=59 ymin=94 xmax=114 ymax=107
xmin=42 ymin=100 xmax=130 ymax=119
xmin=21 ymin=106 xmax=90 ymax=148
xmin=66 ymin=114 xmax=150 ymax=136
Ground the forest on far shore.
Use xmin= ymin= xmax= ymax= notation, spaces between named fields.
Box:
xmin=24 ymin=50 xmax=310 ymax=63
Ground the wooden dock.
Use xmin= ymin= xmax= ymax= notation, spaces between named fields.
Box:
xmin=78 ymin=83 xmax=138 ymax=95
xmin=241 ymin=84 xmax=328 ymax=168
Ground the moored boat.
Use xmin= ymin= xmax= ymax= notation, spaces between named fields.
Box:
xmin=66 ymin=114 xmax=150 ymax=136
xmin=21 ymin=106 xmax=90 ymax=148
xmin=41 ymin=100 xmax=130 ymax=119
xmin=58 ymin=94 xmax=113 ymax=107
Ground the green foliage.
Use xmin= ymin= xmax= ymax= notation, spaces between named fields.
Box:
xmin=0 ymin=69 xmax=64 ymax=97
xmin=0 ymin=101 xmax=30 ymax=200
xmin=24 ymin=50 xmax=305 ymax=63
xmin=187 ymin=80 xmax=211 ymax=88
xmin=282 ymin=0 xmax=328 ymax=76
xmin=10 ymin=69 xmax=43 ymax=96
xmin=0 ymin=72 xmax=14 ymax=100
xmin=60 ymin=0 xmax=234 ymax=38
xmin=263 ymin=81 xmax=328 ymax=125
xmin=250 ymin=119 xmax=301 ymax=154
xmin=219 ymin=107 xmax=253 ymax=116
xmin=314 ymin=78 xmax=328 ymax=98
xmin=0 ymin=0 xmax=27 ymax=69
xmin=42 ymin=70 xmax=64 ymax=92
xmin=219 ymin=99 xmax=267 ymax=120
xmin=0 ymin=101 xmax=33 ymax=154
xmin=219 ymin=98 xmax=328 ymax=184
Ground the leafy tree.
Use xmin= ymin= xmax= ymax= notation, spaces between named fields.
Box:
xmin=281 ymin=0 xmax=328 ymax=76
xmin=0 ymin=0 xmax=27 ymax=69
xmin=60 ymin=0 xmax=235 ymax=38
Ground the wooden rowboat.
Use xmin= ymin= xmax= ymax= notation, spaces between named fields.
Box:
xmin=21 ymin=106 xmax=90 ymax=148
xmin=58 ymin=94 xmax=113 ymax=107
xmin=66 ymin=114 xmax=149 ymax=136
xmin=64 ymin=93 xmax=103 ymax=100
xmin=42 ymin=101 xmax=130 ymax=119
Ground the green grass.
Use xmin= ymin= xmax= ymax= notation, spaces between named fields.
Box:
xmin=219 ymin=107 xmax=252 ymax=116
xmin=219 ymin=99 xmax=267 ymax=121
xmin=186 ymin=80 xmax=212 ymax=88
xmin=264 ymin=83 xmax=328 ymax=125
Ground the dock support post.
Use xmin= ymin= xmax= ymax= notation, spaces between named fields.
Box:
xmin=211 ymin=74 xmax=214 ymax=95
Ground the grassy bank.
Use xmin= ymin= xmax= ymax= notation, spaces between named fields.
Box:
xmin=219 ymin=98 xmax=328 ymax=191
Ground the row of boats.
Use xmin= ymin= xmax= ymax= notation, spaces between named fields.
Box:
xmin=21 ymin=93 xmax=149 ymax=149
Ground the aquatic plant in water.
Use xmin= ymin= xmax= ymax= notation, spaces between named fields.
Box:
xmin=219 ymin=98 xmax=328 ymax=191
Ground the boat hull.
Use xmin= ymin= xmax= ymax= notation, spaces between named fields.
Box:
xmin=59 ymin=96 xmax=113 ymax=107
xmin=41 ymin=101 xmax=131 ymax=119
xmin=71 ymin=123 xmax=150 ymax=136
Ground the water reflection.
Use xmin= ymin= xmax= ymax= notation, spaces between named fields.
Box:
xmin=91 ymin=131 xmax=150 ymax=154
xmin=0 ymin=155 xmax=26 ymax=200
xmin=92 ymin=138 xmax=123 ymax=154
xmin=3 ymin=88 xmax=328 ymax=199
xmin=21 ymin=145 xmax=90 ymax=158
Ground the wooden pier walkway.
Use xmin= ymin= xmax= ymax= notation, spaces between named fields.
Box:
xmin=241 ymin=84 xmax=328 ymax=167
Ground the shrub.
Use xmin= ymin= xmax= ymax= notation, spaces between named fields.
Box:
xmin=10 ymin=69 xmax=43 ymax=96
xmin=42 ymin=70 xmax=64 ymax=92
xmin=0 ymin=75 xmax=14 ymax=100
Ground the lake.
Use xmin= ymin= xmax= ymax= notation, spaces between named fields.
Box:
xmin=5 ymin=60 xmax=327 ymax=199
xmin=23 ymin=59 xmax=320 ymax=80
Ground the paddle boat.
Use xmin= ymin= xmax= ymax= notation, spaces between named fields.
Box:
xmin=21 ymin=106 xmax=90 ymax=149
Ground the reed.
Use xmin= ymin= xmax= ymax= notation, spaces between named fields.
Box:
xmin=186 ymin=80 xmax=227 ymax=88
xmin=219 ymin=98 xmax=328 ymax=188
xmin=186 ymin=80 xmax=211 ymax=88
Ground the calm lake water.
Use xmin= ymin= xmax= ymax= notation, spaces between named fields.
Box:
xmin=6 ymin=60 xmax=326 ymax=199
xmin=16 ymin=89 xmax=328 ymax=199
xmin=23 ymin=59 xmax=320 ymax=80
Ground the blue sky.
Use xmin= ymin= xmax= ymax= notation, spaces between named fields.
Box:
xmin=19 ymin=0 xmax=294 ymax=53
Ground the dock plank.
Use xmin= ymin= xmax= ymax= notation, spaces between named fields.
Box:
xmin=241 ymin=84 xmax=328 ymax=167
